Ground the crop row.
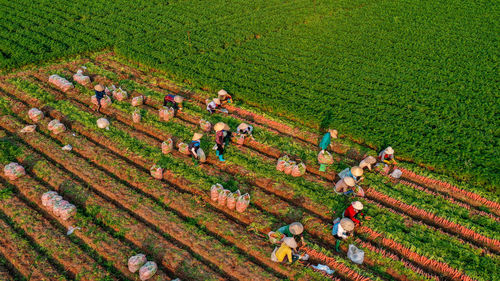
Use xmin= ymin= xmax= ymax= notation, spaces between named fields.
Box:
xmin=19 ymin=67 xmax=492 ymax=280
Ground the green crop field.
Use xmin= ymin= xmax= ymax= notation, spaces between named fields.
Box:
xmin=0 ymin=0 xmax=497 ymax=190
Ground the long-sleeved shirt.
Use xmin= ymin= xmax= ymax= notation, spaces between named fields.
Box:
xmin=319 ymin=132 xmax=331 ymax=150
xmin=95 ymin=90 xmax=105 ymax=100
xmin=275 ymin=242 xmax=293 ymax=263
xmin=343 ymin=205 xmax=364 ymax=224
xmin=335 ymin=178 xmax=350 ymax=193
xmin=215 ymin=130 xmax=225 ymax=145
xmin=332 ymin=222 xmax=348 ymax=239
xmin=277 ymin=225 xmax=293 ymax=237
xmin=188 ymin=140 xmax=200 ymax=155
xmin=378 ymin=151 xmax=394 ymax=161
xmin=237 ymin=125 xmax=253 ymax=135
xmin=207 ymin=101 xmax=218 ymax=111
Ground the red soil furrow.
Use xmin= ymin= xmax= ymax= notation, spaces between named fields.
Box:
xmin=0 ymin=100 xmax=290 ymax=281
xmin=0 ymin=216 xmax=68 ymax=281
xmin=364 ymin=187 xmax=500 ymax=253
xmin=99 ymin=54 xmax=497 ymax=217
xmin=0 ymin=263 xmax=14 ymax=281
xmin=0 ymin=163 xmax=170 ymax=281
xmin=396 ymin=167 xmax=500 ymax=217
xmin=0 ymin=181 xmax=116 ymax=281
xmin=11 ymin=141 xmax=223 ymax=281
xmin=20 ymin=75 xmax=471 ymax=281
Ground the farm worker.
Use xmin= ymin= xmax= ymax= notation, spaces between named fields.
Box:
xmin=359 ymin=156 xmax=377 ymax=171
xmin=378 ymin=146 xmax=397 ymax=164
xmin=214 ymin=122 xmax=230 ymax=162
xmin=163 ymin=94 xmax=184 ymax=112
xmin=332 ymin=218 xmax=354 ymax=252
xmin=271 ymin=237 xmax=297 ymax=264
xmin=334 ymin=176 xmax=356 ymax=195
xmin=319 ymin=129 xmax=337 ymax=171
xmin=94 ymin=84 xmax=107 ymax=112
xmin=319 ymin=129 xmax=338 ymax=152
xmin=217 ymin=89 xmax=232 ymax=105
xmin=268 ymin=222 xmax=305 ymax=244
xmin=343 ymin=201 xmax=368 ymax=226
xmin=340 ymin=166 xmax=364 ymax=183
xmin=236 ymin=123 xmax=254 ymax=141
xmin=207 ymin=98 xmax=221 ymax=114
xmin=188 ymin=133 xmax=203 ymax=164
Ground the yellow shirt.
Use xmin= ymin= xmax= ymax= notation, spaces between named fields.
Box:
xmin=276 ymin=243 xmax=293 ymax=263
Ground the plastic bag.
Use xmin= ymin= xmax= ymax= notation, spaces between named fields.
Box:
xmin=338 ymin=168 xmax=350 ymax=179
xmin=311 ymin=264 xmax=335 ymax=275
xmin=132 ymin=110 xmax=141 ymax=123
xmin=97 ymin=118 xmax=110 ymax=130
xmin=73 ymin=71 xmax=90 ymax=85
xmin=20 ymin=125 xmax=36 ymax=133
xmin=217 ymin=189 xmax=230 ymax=206
xmin=199 ymin=119 xmax=212 ymax=132
xmin=47 ymin=119 xmax=61 ymax=131
xmin=59 ymin=203 xmax=76 ymax=220
xmin=66 ymin=226 xmax=81 ymax=235
xmin=291 ymin=163 xmax=306 ymax=177
xmin=317 ymin=151 xmax=334 ymax=165
xmin=283 ymin=161 xmax=295 ymax=175
xmin=197 ymin=148 xmax=206 ymax=163
xmin=62 ymin=144 xmax=72 ymax=151
xmin=91 ymin=95 xmax=112 ymax=108
xmin=41 ymin=191 xmax=58 ymax=206
xmin=49 ymin=74 xmax=73 ymax=92
xmin=226 ymin=190 xmax=240 ymax=210
xmin=150 ymin=165 xmax=163 ymax=180
xmin=3 ymin=162 xmax=26 ymax=180
xmin=46 ymin=195 xmax=62 ymax=209
xmin=177 ymin=142 xmax=190 ymax=155
xmin=52 ymin=200 xmax=70 ymax=216
xmin=236 ymin=193 xmax=250 ymax=213
xmin=28 ymin=108 xmax=44 ymax=123
xmin=139 ymin=261 xmax=157 ymax=280
xmin=162 ymin=139 xmax=173 ymax=154
xmin=210 ymin=184 xmax=223 ymax=202
xmin=112 ymin=88 xmax=128 ymax=101
xmin=390 ymin=169 xmax=402 ymax=179
xmin=128 ymin=254 xmax=147 ymax=273
xmin=276 ymin=160 xmax=287 ymax=172
xmin=347 ymin=244 xmax=364 ymax=264
xmin=131 ymin=96 xmax=144 ymax=107
xmin=159 ymin=107 xmax=175 ymax=121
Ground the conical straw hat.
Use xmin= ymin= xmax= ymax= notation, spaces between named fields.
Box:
xmin=344 ymin=177 xmax=355 ymax=187
xmin=351 ymin=166 xmax=363 ymax=177
xmin=352 ymin=201 xmax=363 ymax=210
xmin=283 ymin=237 xmax=297 ymax=248
xmin=213 ymin=98 xmax=221 ymax=105
xmin=340 ymin=218 xmax=354 ymax=231
xmin=214 ymin=122 xmax=227 ymax=132
xmin=174 ymin=95 xmax=184 ymax=103
xmin=237 ymin=123 xmax=249 ymax=131
xmin=218 ymin=89 xmax=228 ymax=97
xmin=289 ymin=222 xmax=304 ymax=235
xmin=94 ymin=84 xmax=104 ymax=91
xmin=385 ymin=147 xmax=394 ymax=154
xmin=192 ymin=133 xmax=203 ymax=141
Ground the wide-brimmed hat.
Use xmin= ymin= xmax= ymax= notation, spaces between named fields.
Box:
xmin=329 ymin=129 xmax=338 ymax=139
xmin=218 ymin=89 xmax=228 ymax=97
xmin=192 ymin=133 xmax=203 ymax=141
xmin=283 ymin=237 xmax=297 ymax=248
xmin=352 ymin=201 xmax=363 ymax=210
xmin=340 ymin=218 xmax=354 ymax=231
xmin=351 ymin=166 xmax=363 ymax=177
xmin=289 ymin=222 xmax=304 ymax=235
xmin=94 ymin=84 xmax=104 ymax=91
xmin=344 ymin=177 xmax=355 ymax=187
xmin=385 ymin=147 xmax=394 ymax=154
xmin=174 ymin=95 xmax=184 ymax=103
xmin=237 ymin=123 xmax=249 ymax=131
xmin=214 ymin=122 xmax=229 ymax=132
xmin=363 ymin=156 xmax=377 ymax=164
xmin=213 ymin=98 xmax=221 ymax=105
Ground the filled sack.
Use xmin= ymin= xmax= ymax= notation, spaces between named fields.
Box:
xmin=236 ymin=193 xmax=250 ymax=213
xmin=226 ymin=190 xmax=240 ymax=210
xmin=112 ymin=88 xmax=128 ymax=101
xmin=51 ymin=123 xmax=66 ymax=135
xmin=132 ymin=110 xmax=141 ymax=123
xmin=131 ymin=96 xmax=144 ymax=107
xmin=73 ymin=70 xmax=90 ymax=86
xmin=128 ymin=254 xmax=147 ymax=273
xmin=20 ymin=125 xmax=36 ymax=133
xmin=97 ymin=118 xmax=110 ymax=130
xmin=28 ymin=108 xmax=44 ymax=123
xmin=4 ymin=162 xmax=26 ymax=180
xmin=59 ymin=203 xmax=76 ymax=220
xmin=210 ymin=184 xmax=223 ymax=202
xmin=150 ymin=165 xmax=163 ymax=180
xmin=41 ymin=191 xmax=58 ymax=206
xmin=318 ymin=151 xmax=334 ymax=165
xmin=139 ymin=261 xmax=157 ymax=281
xmin=46 ymin=195 xmax=63 ymax=209
xmin=217 ymin=189 xmax=231 ymax=206
xmin=49 ymin=74 xmax=73 ymax=92
xmin=177 ymin=142 xmax=190 ymax=155
xmin=162 ymin=138 xmax=174 ymax=154
xmin=91 ymin=95 xmax=112 ymax=108
xmin=199 ymin=119 xmax=212 ymax=132
xmin=47 ymin=119 xmax=61 ymax=131
xmin=291 ymin=163 xmax=306 ymax=177
xmin=159 ymin=107 xmax=175 ymax=121
xmin=283 ymin=161 xmax=295 ymax=175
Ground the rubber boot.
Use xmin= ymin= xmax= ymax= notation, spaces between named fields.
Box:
xmin=218 ymin=155 xmax=225 ymax=162
xmin=319 ymin=164 xmax=327 ymax=172
xmin=216 ymin=150 xmax=220 ymax=156
xmin=335 ymin=240 xmax=341 ymax=252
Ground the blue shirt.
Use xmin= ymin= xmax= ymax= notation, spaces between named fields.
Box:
xmin=95 ymin=90 xmax=105 ymax=100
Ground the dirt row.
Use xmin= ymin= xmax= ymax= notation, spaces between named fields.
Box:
xmin=28 ymin=70 xmax=427 ymax=281
xmin=98 ymin=54 xmax=499 ymax=216
xmin=27 ymin=70 xmax=467 ymax=281
xmin=0 ymin=101 xmax=280 ymax=280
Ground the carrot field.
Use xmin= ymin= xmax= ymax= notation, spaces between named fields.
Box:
xmin=0 ymin=52 xmax=497 ymax=280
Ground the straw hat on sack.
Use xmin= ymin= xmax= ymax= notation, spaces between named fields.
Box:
xmin=192 ymin=133 xmax=203 ymax=141
xmin=237 ymin=123 xmax=249 ymax=131
xmin=94 ymin=84 xmax=104 ymax=92
xmin=283 ymin=237 xmax=298 ymax=249
xmin=344 ymin=177 xmax=355 ymax=187
xmin=213 ymin=98 xmax=221 ymax=105
xmin=329 ymin=129 xmax=338 ymax=139
xmin=174 ymin=95 xmax=184 ymax=103
xmin=289 ymin=222 xmax=304 ymax=235
xmin=351 ymin=166 xmax=363 ymax=177
xmin=352 ymin=201 xmax=363 ymax=211
xmin=214 ymin=122 xmax=227 ymax=132
xmin=385 ymin=147 xmax=394 ymax=154
xmin=340 ymin=218 xmax=355 ymax=231
xmin=218 ymin=89 xmax=228 ymax=97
